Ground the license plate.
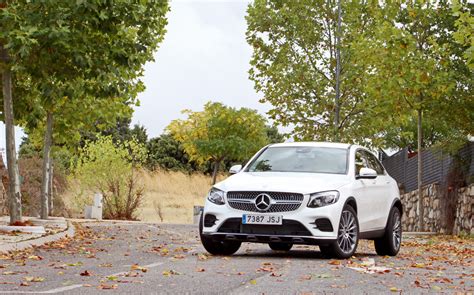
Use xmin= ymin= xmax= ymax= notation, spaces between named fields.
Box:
xmin=242 ymin=214 xmax=283 ymax=225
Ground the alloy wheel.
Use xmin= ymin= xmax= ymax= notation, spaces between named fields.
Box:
xmin=392 ymin=211 xmax=402 ymax=250
xmin=337 ymin=210 xmax=358 ymax=254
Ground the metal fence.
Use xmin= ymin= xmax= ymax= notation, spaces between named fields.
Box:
xmin=382 ymin=142 xmax=474 ymax=193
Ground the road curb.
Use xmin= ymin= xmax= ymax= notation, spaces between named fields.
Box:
xmin=0 ymin=220 xmax=75 ymax=253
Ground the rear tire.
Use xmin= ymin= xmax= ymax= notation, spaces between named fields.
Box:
xmin=325 ymin=205 xmax=359 ymax=259
xmin=269 ymin=242 xmax=293 ymax=251
xmin=374 ymin=207 xmax=402 ymax=256
xmin=199 ymin=214 xmax=241 ymax=256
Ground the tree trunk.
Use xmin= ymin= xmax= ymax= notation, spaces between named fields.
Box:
xmin=40 ymin=111 xmax=53 ymax=219
xmin=1 ymin=44 xmax=22 ymax=224
xmin=211 ymin=160 xmax=220 ymax=185
xmin=333 ymin=0 xmax=342 ymax=141
xmin=48 ymin=163 xmax=53 ymax=215
xmin=417 ymin=108 xmax=423 ymax=232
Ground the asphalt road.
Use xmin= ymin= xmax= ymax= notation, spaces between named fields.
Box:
xmin=0 ymin=221 xmax=471 ymax=294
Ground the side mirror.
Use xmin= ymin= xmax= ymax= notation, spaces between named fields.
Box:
xmin=357 ymin=167 xmax=377 ymax=179
xmin=229 ymin=165 xmax=242 ymax=175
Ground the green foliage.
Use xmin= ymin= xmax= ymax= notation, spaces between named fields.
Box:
xmin=70 ymin=136 xmax=147 ymax=220
xmin=168 ymin=102 xmax=269 ymax=164
xmin=168 ymin=102 xmax=269 ymax=183
xmin=246 ymin=1 xmax=472 ymax=151
xmin=246 ymin=0 xmax=378 ymax=143
xmin=1 ymin=0 xmax=169 ymax=152
xmin=453 ymin=0 xmax=474 ymax=70
xmin=351 ymin=2 xmax=473 ymax=150
xmin=146 ymin=134 xmax=197 ymax=172
xmin=266 ymin=125 xmax=285 ymax=144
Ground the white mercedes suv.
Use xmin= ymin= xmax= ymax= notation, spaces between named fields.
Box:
xmin=199 ymin=142 xmax=402 ymax=259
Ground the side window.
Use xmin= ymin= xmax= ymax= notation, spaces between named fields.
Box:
xmin=364 ymin=151 xmax=385 ymax=175
xmin=354 ymin=151 xmax=368 ymax=176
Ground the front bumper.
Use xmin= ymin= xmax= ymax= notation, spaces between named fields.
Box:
xmin=202 ymin=196 xmax=344 ymax=244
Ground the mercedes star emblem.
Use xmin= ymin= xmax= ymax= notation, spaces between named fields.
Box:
xmin=255 ymin=193 xmax=272 ymax=211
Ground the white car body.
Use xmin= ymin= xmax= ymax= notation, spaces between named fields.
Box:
xmin=201 ymin=142 xmax=402 ymax=256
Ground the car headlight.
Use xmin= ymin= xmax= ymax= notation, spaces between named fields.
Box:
xmin=207 ymin=188 xmax=225 ymax=205
xmin=307 ymin=191 xmax=339 ymax=208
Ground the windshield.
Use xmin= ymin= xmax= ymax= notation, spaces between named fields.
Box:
xmin=246 ymin=146 xmax=348 ymax=174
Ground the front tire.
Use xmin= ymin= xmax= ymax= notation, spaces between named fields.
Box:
xmin=269 ymin=242 xmax=293 ymax=251
xmin=199 ymin=214 xmax=241 ymax=256
xmin=374 ymin=207 xmax=402 ymax=256
xmin=325 ymin=205 xmax=359 ymax=259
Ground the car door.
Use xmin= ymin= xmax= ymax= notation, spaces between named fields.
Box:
xmin=352 ymin=149 xmax=387 ymax=232
xmin=352 ymin=149 xmax=377 ymax=232
xmin=363 ymin=151 xmax=392 ymax=229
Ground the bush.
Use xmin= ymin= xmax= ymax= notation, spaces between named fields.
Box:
xmin=70 ymin=136 xmax=147 ymax=220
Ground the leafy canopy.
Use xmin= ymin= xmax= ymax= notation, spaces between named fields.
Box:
xmin=351 ymin=1 xmax=473 ymax=150
xmin=246 ymin=0 xmax=378 ymax=144
xmin=0 ymin=0 xmax=169 ymax=147
xmin=167 ymin=102 xmax=269 ymax=164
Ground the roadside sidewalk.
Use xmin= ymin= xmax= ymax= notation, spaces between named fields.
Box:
xmin=0 ymin=216 xmax=75 ymax=253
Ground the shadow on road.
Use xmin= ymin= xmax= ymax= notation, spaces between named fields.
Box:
xmin=233 ymin=249 xmax=378 ymax=260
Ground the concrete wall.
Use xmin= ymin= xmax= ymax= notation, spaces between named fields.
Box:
xmin=401 ymin=183 xmax=473 ymax=235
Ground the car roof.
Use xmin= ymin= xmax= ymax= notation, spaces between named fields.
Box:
xmin=269 ymin=142 xmax=352 ymax=149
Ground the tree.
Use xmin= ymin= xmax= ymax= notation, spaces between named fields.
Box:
xmin=266 ymin=125 xmax=285 ymax=144
xmin=1 ymin=1 xmax=169 ymax=219
xmin=168 ymin=102 xmax=269 ymax=184
xmin=352 ymin=2 xmax=473 ymax=230
xmin=146 ymin=134 xmax=196 ymax=172
xmin=0 ymin=44 xmax=22 ymax=223
xmin=246 ymin=0 xmax=378 ymax=144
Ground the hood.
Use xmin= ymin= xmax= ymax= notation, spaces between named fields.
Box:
xmin=215 ymin=172 xmax=350 ymax=195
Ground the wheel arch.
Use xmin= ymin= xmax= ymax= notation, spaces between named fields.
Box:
xmin=344 ymin=197 xmax=358 ymax=215
xmin=391 ymin=199 xmax=403 ymax=218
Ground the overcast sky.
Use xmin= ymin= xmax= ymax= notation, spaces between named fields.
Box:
xmin=0 ymin=0 xmax=273 ymax=153
xmin=131 ymin=0 xmax=271 ymax=138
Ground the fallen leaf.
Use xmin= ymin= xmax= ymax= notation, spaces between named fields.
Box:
xmin=80 ymin=270 xmax=92 ymax=277
xmin=106 ymin=275 xmax=118 ymax=281
xmin=329 ymin=260 xmax=341 ymax=265
xmin=162 ymin=270 xmax=180 ymax=276
xmin=250 ymin=279 xmax=257 ymax=285
xmin=131 ymin=264 xmax=148 ymax=273
xmin=24 ymin=277 xmax=45 ymax=282
xmin=389 ymin=287 xmax=398 ymax=292
xmin=198 ymin=253 xmax=210 ymax=260
xmin=411 ymin=263 xmax=425 ymax=268
xmin=27 ymin=255 xmax=43 ymax=261
xmin=196 ymin=268 xmax=205 ymax=272
xmin=125 ymin=272 xmax=140 ymax=277
xmin=20 ymin=282 xmax=30 ymax=287
xmin=99 ymin=263 xmax=113 ymax=268
xmin=431 ymin=286 xmax=442 ymax=291
xmin=172 ymin=254 xmax=186 ymax=260
xmin=270 ymin=272 xmax=282 ymax=277
xmin=98 ymin=283 xmax=117 ymax=290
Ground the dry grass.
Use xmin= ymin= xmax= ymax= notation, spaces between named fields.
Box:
xmin=62 ymin=169 xmax=224 ymax=224
xmin=136 ymin=169 xmax=224 ymax=224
